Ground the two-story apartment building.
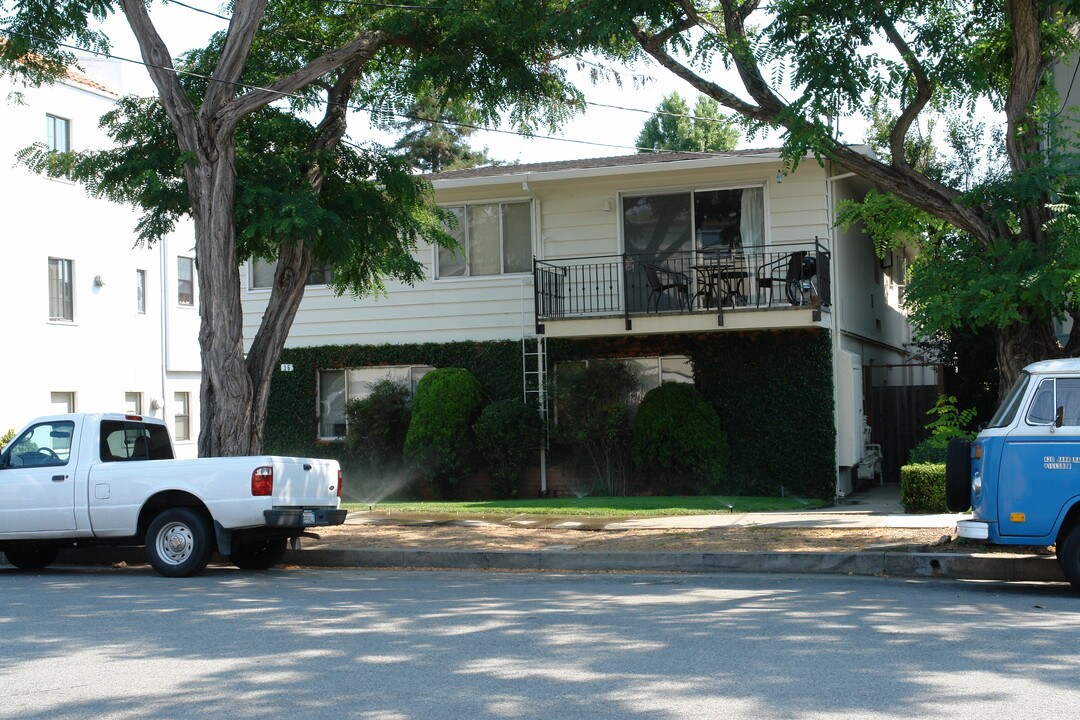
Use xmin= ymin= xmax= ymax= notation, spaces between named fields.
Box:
xmin=246 ymin=149 xmax=923 ymax=499
xmin=1 ymin=61 xmax=201 ymax=455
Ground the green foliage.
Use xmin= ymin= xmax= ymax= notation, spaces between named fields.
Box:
xmin=0 ymin=429 xmax=15 ymax=452
xmin=631 ymin=383 xmax=729 ymax=495
xmin=635 ymin=92 xmax=740 ymax=153
xmin=474 ymin=400 xmax=541 ymax=499
xmin=906 ymin=395 xmax=976 ymax=464
xmin=550 ymin=360 xmax=639 ymax=497
xmin=907 ymin=439 xmax=948 ymax=465
xmin=344 ymin=378 xmax=411 ymax=472
xmin=403 ymin=368 xmax=485 ymax=496
xmin=384 ymin=93 xmax=502 ymax=173
xmin=550 ymin=329 xmax=837 ymax=500
xmin=900 ymin=463 xmax=947 ymax=514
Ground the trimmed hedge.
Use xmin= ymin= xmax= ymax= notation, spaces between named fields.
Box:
xmin=632 ymin=382 xmax=729 ymax=494
xmin=900 ymin=463 xmax=947 ymax=513
xmin=404 ymin=368 xmax=485 ymax=496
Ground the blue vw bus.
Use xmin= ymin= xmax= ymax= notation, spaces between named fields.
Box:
xmin=947 ymin=359 xmax=1080 ymax=588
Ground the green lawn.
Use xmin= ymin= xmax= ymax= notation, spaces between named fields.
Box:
xmin=343 ymin=495 xmax=826 ymax=518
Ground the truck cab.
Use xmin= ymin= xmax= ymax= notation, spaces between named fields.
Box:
xmin=947 ymin=359 xmax=1080 ymax=588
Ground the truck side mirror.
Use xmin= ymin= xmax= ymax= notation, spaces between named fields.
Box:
xmin=1056 ymin=405 xmax=1064 ymax=428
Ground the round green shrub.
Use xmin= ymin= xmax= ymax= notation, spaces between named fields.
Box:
xmin=907 ymin=437 xmax=948 ymax=464
xmin=631 ymin=382 xmax=729 ymax=494
xmin=344 ymin=378 xmax=411 ymax=471
xmin=900 ymin=462 xmax=947 ymax=513
xmin=403 ymin=367 xmax=484 ymax=496
xmin=475 ymin=399 xmax=541 ymax=499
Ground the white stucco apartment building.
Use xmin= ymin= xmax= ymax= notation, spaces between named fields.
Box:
xmin=0 ymin=61 xmax=201 ymax=456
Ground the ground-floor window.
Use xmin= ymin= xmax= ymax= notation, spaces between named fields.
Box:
xmin=318 ymin=365 xmax=434 ymax=439
xmin=555 ymin=355 xmax=693 ymax=406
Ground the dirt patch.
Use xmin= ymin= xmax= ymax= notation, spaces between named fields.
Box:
xmin=301 ymin=521 xmax=1055 ymax=555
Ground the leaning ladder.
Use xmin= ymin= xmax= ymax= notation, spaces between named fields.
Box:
xmin=521 ymin=279 xmax=550 ymax=494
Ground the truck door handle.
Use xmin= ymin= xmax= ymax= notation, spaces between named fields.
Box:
xmin=303 ymin=463 xmax=312 ymax=471
xmin=52 ymin=474 xmax=68 ymax=482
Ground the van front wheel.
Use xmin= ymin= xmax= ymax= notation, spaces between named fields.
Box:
xmin=1057 ymin=525 xmax=1080 ymax=591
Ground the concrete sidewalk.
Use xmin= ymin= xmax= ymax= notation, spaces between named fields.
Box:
xmin=4 ymin=484 xmax=1069 ymax=587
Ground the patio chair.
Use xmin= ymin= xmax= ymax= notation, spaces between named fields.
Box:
xmin=756 ymin=251 xmax=816 ymax=306
xmin=642 ymin=263 xmax=691 ymax=312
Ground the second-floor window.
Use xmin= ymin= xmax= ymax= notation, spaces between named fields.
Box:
xmin=136 ymin=269 xmax=146 ymax=314
xmin=46 ymin=114 xmax=70 ymax=153
xmin=249 ymin=258 xmax=334 ymax=289
xmin=177 ymin=257 xmax=194 ymax=305
xmin=48 ymin=257 xmax=73 ymax=321
xmin=436 ymin=201 xmax=532 ymax=278
xmin=622 ymin=186 xmax=764 ymax=256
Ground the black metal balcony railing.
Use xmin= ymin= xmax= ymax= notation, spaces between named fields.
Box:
xmin=533 ymin=240 xmax=831 ymax=326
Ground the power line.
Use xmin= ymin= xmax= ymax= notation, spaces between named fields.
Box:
xmin=5 ymin=25 xmax=779 ymax=160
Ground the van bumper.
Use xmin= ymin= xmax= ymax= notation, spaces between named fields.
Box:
xmin=264 ymin=508 xmax=348 ymax=529
xmin=957 ymin=520 xmax=990 ymax=540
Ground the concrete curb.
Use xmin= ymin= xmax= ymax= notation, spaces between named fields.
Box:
xmin=2 ymin=548 xmax=1066 ymax=584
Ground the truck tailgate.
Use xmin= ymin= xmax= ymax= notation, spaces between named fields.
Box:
xmin=271 ymin=456 xmax=340 ymax=506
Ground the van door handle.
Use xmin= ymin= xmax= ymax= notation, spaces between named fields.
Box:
xmin=52 ymin=475 xmax=68 ymax=482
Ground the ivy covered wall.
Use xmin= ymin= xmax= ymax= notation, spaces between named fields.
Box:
xmin=264 ymin=329 xmax=837 ymax=500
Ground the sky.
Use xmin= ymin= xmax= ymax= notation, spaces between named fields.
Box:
xmin=92 ymin=1 xmax=872 ymax=166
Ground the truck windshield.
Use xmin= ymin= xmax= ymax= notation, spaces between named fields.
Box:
xmin=986 ymin=372 xmax=1031 ymax=428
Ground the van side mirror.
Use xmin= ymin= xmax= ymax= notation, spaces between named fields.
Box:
xmin=1056 ymin=405 xmax=1064 ymax=428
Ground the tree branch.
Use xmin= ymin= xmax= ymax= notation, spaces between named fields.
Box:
xmin=215 ymin=29 xmax=387 ymax=137
xmin=118 ymin=0 xmax=198 ymax=154
xmin=872 ymin=0 xmax=933 ymax=174
xmin=201 ymin=0 xmax=269 ymax=118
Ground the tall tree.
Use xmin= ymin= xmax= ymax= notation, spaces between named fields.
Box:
xmin=569 ymin=1 xmax=1080 ymax=389
xmin=0 ymin=0 xmax=579 ymax=456
xmin=635 ymin=91 xmax=740 ymax=152
xmin=387 ymin=94 xmax=501 ymax=172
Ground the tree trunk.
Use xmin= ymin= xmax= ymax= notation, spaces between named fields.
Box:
xmin=994 ymin=319 xmax=1063 ymax=398
xmin=193 ymin=144 xmax=258 ymax=458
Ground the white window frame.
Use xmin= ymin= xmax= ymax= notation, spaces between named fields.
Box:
xmin=435 ymin=199 xmax=533 ymax=279
xmin=174 ymin=392 xmax=191 ymax=441
xmin=620 ymin=182 xmax=768 ymax=254
xmin=46 ymin=114 xmax=70 ymax=153
xmin=125 ymin=392 xmax=143 ymax=415
xmin=177 ymin=257 xmax=194 ymax=306
xmin=50 ymin=391 xmax=76 ymax=414
xmin=136 ymin=269 xmax=147 ymax=314
xmin=48 ymin=257 xmax=74 ymax=322
xmin=317 ymin=365 xmax=434 ymax=440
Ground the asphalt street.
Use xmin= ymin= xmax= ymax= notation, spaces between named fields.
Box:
xmin=1 ymin=567 xmax=1078 ymax=719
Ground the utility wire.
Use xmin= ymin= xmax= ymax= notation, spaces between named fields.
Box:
xmin=3 ymin=26 xmax=772 ymax=158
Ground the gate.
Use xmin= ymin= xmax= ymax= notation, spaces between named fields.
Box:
xmin=864 ymin=363 xmax=944 ymax=484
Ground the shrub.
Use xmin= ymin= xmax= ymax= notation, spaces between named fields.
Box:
xmin=900 ymin=463 xmax=947 ymax=513
xmin=907 ymin=438 xmax=948 ymax=464
xmin=344 ymin=378 xmax=411 ymax=471
xmin=403 ymin=367 xmax=484 ymax=496
xmin=550 ymin=360 xmax=639 ymax=496
xmin=908 ymin=394 xmax=976 ymax=464
xmin=0 ymin=428 xmax=15 ymax=452
xmin=631 ymin=383 xmax=729 ymax=494
xmin=475 ymin=399 xmax=541 ymax=498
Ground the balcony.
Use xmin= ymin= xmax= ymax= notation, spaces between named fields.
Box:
xmin=533 ymin=240 xmax=831 ymax=337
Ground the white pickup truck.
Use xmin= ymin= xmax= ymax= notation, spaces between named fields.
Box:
xmin=0 ymin=413 xmax=346 ymax=577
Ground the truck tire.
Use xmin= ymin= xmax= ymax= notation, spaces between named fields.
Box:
xmin=230 ymin=536 xmax=287 ymax=570
xmin=944 ymin=438 xmax=973 ymax=512
xmin=4 ymin=544 xmax=60 ymax=570
xmin=145 ymin=508 xmax=214 ymax=578
xmin=1058 ymin=525 xmax=1080 ymax=591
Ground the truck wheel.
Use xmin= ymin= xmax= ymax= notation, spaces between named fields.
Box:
xmin=146 ymin=508 xmax=213 ymax=578
xmin=4 ymin=544 xmax=60 ymax=570
xmin=944 ymin=438 xmax=973 ymax=512
xmin=230 ymin=536 xmax=287 ymax=570
xmin=1057 ymin=525 xmax=1080 ymax=591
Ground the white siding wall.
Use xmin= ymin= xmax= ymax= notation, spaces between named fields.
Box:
xmin=1 ymin=70 xmax=201 ymax=455
xmin=251 ymin=157 xmax=840 ymax=349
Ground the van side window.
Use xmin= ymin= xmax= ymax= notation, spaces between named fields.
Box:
xmin=1025 ymin=378 xmax=1080 ymax=426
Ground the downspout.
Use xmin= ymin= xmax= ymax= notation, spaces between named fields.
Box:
xmin=824 ymin=167 xmax=850 ymax=500
xmin=158 ymin=234 xmax=169 ymax=422
xmin=521 ymin=175 xmax=548 ymax=495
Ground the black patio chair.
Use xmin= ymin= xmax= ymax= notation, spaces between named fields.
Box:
xmin=756 ymin=251 xmax=816 ymax=306
xmin=642 ymin=263 xmax=691 ymax=312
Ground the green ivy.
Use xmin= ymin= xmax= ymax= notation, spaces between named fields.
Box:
xmin=549 ymin=329 xmax=837 ymax=500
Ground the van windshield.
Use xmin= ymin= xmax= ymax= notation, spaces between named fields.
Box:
xmin=987 ymin=372 xmax=1030 ymax=428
